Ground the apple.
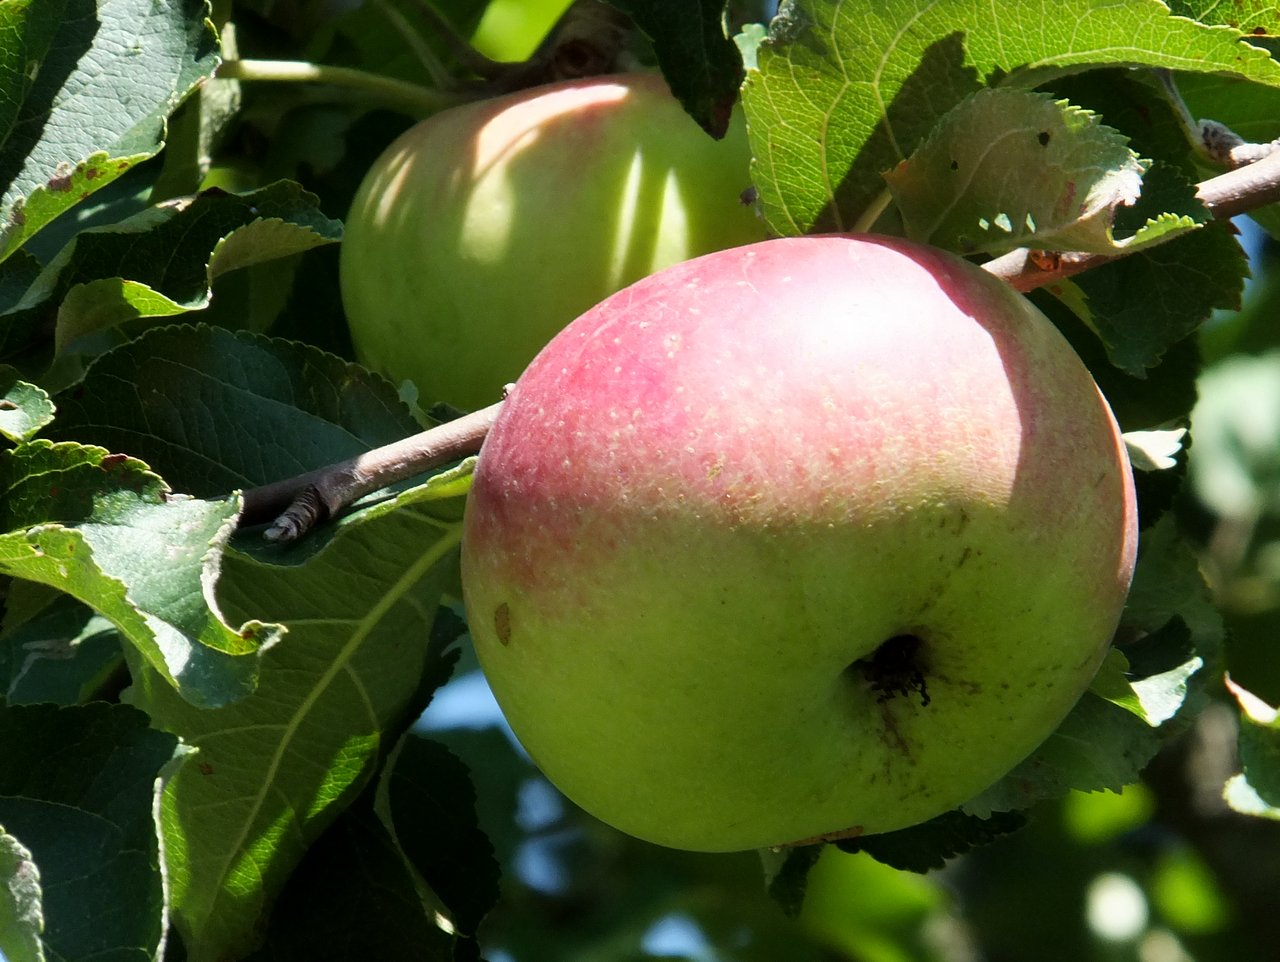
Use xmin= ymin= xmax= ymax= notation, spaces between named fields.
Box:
xmin=461 ymin=234 xmax=1139 ymax=852
xmin=339 ymin=72 xmax=764 ymax=412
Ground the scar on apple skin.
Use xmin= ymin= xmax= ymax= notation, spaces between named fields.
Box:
xmin=494 ymin=603 xmax=512 ymax=645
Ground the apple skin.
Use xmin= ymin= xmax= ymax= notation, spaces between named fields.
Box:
xmin=340 ymin=72 xmax=764 ymax=412
xmin=461 ymin=234 xmax=1138 ymax=852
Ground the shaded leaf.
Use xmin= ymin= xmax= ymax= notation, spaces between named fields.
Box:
xmin=61 ymin=329 xmax=477 ymax=962
xmin=141 ymin=472 xmax=467 ymax=962
xmin=836 ymin=810 xmax=1027 ymax=873
xmin=0 ymin=702 xmax=179 ymax=962
xmin=961 ymin=695 xmax=1162 ymax=818
xmin=0 ymin=827 xmax=43 ymax=962
xmin=1121 ymin=514 xmax=1225 ymax=669
xmin=385 ymin=735 xmax=501 ymax=936
xmin=1055 ymin=220 xmax=1247 ymax=374
xmin=0 ymin=182 xmax=341 ymax=359
xmin=49 ymin=324 xmax=417 ymax=505
xmin=0 ymin=585 xmax=122 ymax=705
xmin=1226 ymin=677 xmax=1280 ymax=808
xmin=0 ymin=0 xmax=220 ymax=260
xmin=743 ymin=0 xmax=1280 ymax=235
xmin=243 ymin=805 xmax=456 ymax=962
xmin=606 ymin=0 xmax=745 ymax=136
xmin=759 ymin=844 xmax=823 ymax=918
xmin=886 ymin=89 xmax=1144 ymax=254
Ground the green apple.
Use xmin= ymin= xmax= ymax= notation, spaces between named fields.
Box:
xmin=461 ymin=234 xmax=1139 ymax=852
xmin=340 ymin=72 xmax=764 ymax=412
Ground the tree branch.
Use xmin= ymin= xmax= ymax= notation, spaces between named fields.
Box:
xmin=984 ymin=148 xmax=1280 ymax=292
xmin=239 ymin=402 xmax=500 ymax=540
xmin=240 ymin=144 xmax=1280 ymax=543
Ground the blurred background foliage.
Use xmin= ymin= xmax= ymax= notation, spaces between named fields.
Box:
xmin=190 ymin=1 xmax=1280 ymax=959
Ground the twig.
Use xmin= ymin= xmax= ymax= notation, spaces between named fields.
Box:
xmin=240 ymin=403 xmax=501 ymax=541
xmin=984 ymin=147 xmax=1280 ymax=292
xmin=214 ymin=59 xmax=465 ymax=116
xmin=241 ymin=136 xmax=1280 ymax=543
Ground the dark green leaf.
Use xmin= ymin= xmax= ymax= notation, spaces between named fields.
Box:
xmin=836 ymin=810 xmax=1027 ymax=873
xmin=49 ymin=324 xmax=416 ymax=502
xmin=0 ymin=827 xmax=43 ymax=962
xmin=961 ymin=695 xmax=1162 ymax=818
xmin=0 ymin=702 xmax=179 ymax=962
xmin=1 ymin=182 xmax=341 ymax=361
xmin=385 ymin=735 xmax=501 ymax=936
xmin=759 ymin=844 xmax=823 ymax=918
xmin=73 ymin=328 xmax=474 ymax=961
xmin=243 ymin=806 xmax=456 ymax=962
xmin=140 ymin=475 xmax=466 ymax=962
xmin=1057 ymin=220 xmax=1247 ymax=374
xmin=606 ymin=0 xmax=745 ymax=136
xmin=0 ymin=585 xmax=122 ymax=705
xmin=1227 ymin=679 xmax=1280 ymax=808
xmin=1121 ymin=514 xmax=1225 ymax=671
xmin=0 ymin=0 xmax=220 ymax=260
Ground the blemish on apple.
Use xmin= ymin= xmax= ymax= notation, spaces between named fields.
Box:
xmin=494 ymin=603 xmax=512 ymax=646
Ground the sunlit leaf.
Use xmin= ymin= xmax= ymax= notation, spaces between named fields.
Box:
xmin=0 ymin=0 xmax=219 ymax=260
xmin=744 ymin=0 xmax=1280 ymax=235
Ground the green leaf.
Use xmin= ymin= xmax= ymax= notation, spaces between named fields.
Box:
xmin=0 ymin=182 xmax=342 ymax=360
xmin=0 ymin=367 xmax=53 ymax=441
xmin=48 ymin=324 xmax=414 ymax=503
xmin=384 ymin=735 xmax=501 ymax=936
xmin=743 ymin=0 xmax=1280 ymax=235
xmin=1121 ymin=514 xmax=1225 ymax=670
xmin=1226 ymin=678 xmax=1280 ymax=809
xmin=606 ymin=0 xmax=746 ymax=136
xmin=140 ymin=477 xmax=467 ymax=962
xmin=1168 ymin=0 xmax=1280 ymax=35
xmin=0 ymin=586 xmax=122 ymax=706
xmin=1089 ymin=647 xmax=1203 ymax=727
xmin=836 ymin=810 xmax=1027 ymax=873
xmin=62 ymin=329 xmax=473 ymax=961
xmin=1224 ymin=774 xmax=1280 ymax=819
xmin=0 ymin=0 xmax=220 ymax=260
xmin=0 ymin=827 xmax=43 ymax=962
xmin=961 ymin=695 xmax=1162 ymax=818
xmin=886 ymin=90 xmax=1144 ymax=255
xmin=1054 ymin=220 xmax=1247 ymax=374
xmin=0 ymin=702 xmax=179 ymax=962
xmin=243 ymin=805 xmax=456 ymax=962
xmin=759 ymin=845 xmax=824 ymax=918
xmin=0 ymin=439 xmax=281 ymax=707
